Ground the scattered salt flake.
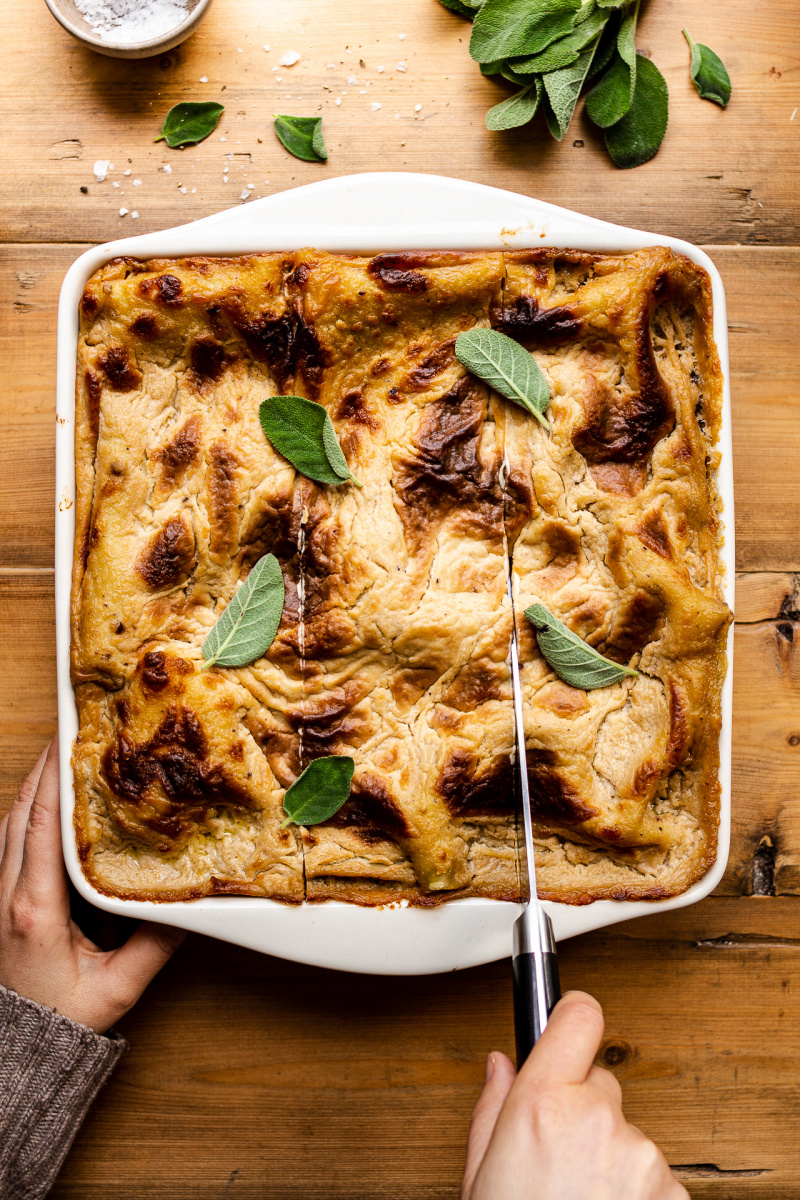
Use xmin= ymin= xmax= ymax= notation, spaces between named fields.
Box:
xmin=119 ymin=207 xmax=128 ymax=216
xmin=326 ymin=62 xmax=335 ymax=68
xmin=123 ymin=168 xmax=131 ymax=176
xmin=347 ymin=75 xmax=357 ymax=85
xmin=377 ymin=65 xmax=384 ymax=72
xmin=359 ymin=88 xmax=367 ymax=94
xmin=276 ymin=76 xmax=282 ymax=82
xmin=397 ymin=61 xmax=407 ymax=71
xmin=240 ymin=189 xmax=250 ymax=200
xmin=398 ymin=32 xmax=406 ymax=39
xmin=414 ymin=103 xmax=422 ymax=112
xmin=371 ymin=102 xmax=381 ymax=111
xmin=394 ymin=112 xmax=400 ymax=119
xmin=199 ymin=75 xmax=208 ymax=82
xmin=263 ymin=44 xmax=270 ymax=51
xmin=179 ymin=186 xmax=187 ymax=194
xmin=335 ymin=97 xmax=342 ymax=105
xmin=191 ymin=188 xmax=197 ymax=193
xmin=223 ymin=177 xmax=229 ymax=183
xmin=220 ymin=136 xmax=227 ymax=142
xmin=280 ymin=50 xmax=300 ymax=66
xmin=133 ymin=178 xmax=141 ymax=186
xmin=792 ymin=107 xmax=798 ymax=121
xmin=112 ymin=181 xmax=120 ymax=188
xmin=161 ymin=163 xmax=172 ymax=173
xmin=237 ymin=46 xmax=242 ymax=52
xmin=131 ymin=211 xmax=139 ymax=219
xmin=93 ymin=159 xmax=111 ymax=181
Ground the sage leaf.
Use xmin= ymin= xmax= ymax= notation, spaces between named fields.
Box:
xmin=470 ymin=0 xmax=581 ymax=64
xmin=480 ymin=59 xmax=505 ymax=76
xmin=587 ymin=11 xmax=619 ymax=79
xmin=604 ymin=54 xmax=668 ymax=169
xmin=154 ymin=101 xmax=224 ymax=148
xmin=274 ymin=115 xmax=328 ymax=162
xmin=525 ymin=602 xmax=638 ymax=689
xmin=281 ymin=756 xmax=355 ymax=827
xmin=437 ymin=0 xmax=478 ymax=18
xmin=510 ymin=5 xmax=607 ymax=74
xmin=486 ymin=81 xmax=542 ymax=131
xmin=500 ymin=62 xmax=537 ymax=85
xmin=596 ymin=0 xmax=628 ymax=7
xmin=542 ymin=40 xmax=600 ymax=139
xmin=455 ymin=328 xmax=551 ymax=428
xmin=260 ymin=395 xmax=361 ymax=487
xmin=202 ymin=554 xmax=284 ymax=670
xmin=683 ymin=29 xmax=731 ymax=108
xmin=584 ymin=1 xmax=638 ymax=126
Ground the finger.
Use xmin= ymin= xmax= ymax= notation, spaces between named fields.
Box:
xmin=99 ymin=923 xmax=187 ymax=1021
xmin=0 ymin=744 xmax=49 ymax=882
xmin=0 ymin=813 xmax=8 ymax=860
xmin=461 ymin=1052 xmax=516 ymax=1199
xmin=586 ymin=1063 xmax=623 ymax=1106
xmin=518 ymin=991 xmax=605 ymax=1086
xmin=18 ymin=737 xmax=69 ymax=911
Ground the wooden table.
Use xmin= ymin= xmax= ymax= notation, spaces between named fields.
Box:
xmin=2 ymin=0 xmax=799 ymax=1194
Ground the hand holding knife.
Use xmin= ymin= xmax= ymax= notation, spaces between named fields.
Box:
xmin=507 ymin=575 xmax=561 ymax=1065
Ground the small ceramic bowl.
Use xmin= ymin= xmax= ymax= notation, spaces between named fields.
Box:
xmin=44 ymin=0 xmax=213 ymax=59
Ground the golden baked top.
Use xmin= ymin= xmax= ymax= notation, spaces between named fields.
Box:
xmin=71 ymin=247 xmax=730 ymax=906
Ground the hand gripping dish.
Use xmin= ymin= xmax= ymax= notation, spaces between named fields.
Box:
xmin=56 ymin=175 xmax=734 ymax=974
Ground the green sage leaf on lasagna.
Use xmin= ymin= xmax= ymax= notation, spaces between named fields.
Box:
xmin=455 ymin=328 xmax=551 ymax=428
xmin=281 ymin=756 xmax=356 ymax=827
xmin=202 ymin=553 xmax=285 ymax=669
xmin=524 ymin=602 xmax=639 ymax=689
xmin=259 ymin=395 xmax=361 ymax=487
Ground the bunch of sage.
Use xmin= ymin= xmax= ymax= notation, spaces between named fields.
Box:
xmin=438 ymin=0 xmax=731 ymax=169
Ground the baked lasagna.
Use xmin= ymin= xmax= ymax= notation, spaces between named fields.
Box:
xmin=71 ymin=247 xmax=730 ymax=905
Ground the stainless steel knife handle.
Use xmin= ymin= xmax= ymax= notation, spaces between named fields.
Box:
xmin=512 ymin=905 xmax=561 ymax=1066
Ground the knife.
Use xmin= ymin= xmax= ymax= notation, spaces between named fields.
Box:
xmin=507 ymin=575 xmax=561 ymax=1065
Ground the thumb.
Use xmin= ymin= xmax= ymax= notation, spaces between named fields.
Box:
xmin=100 ymin=922 xmax=187 ymax=1022
xmin=461 ymin=1052 xmax=516 ymax=1199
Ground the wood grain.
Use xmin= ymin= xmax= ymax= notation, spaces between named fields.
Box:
xmin=3 ymin=244 xmax=800 ymax=571
xmin=0 ymin=0 xmax=798 ymax=246
xmin=48 ymin=898 xmax=800 ymax=1198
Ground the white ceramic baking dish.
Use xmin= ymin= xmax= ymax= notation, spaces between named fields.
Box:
xmin=55 ymin=173 xmax=733 ymax=975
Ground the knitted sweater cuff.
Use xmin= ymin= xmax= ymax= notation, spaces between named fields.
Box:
xmin=0 ymin=984 xmax=126 ymax=1200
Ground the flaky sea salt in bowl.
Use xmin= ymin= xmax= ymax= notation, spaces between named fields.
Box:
xmin=44 ymin=0 xmax=214 ymax=59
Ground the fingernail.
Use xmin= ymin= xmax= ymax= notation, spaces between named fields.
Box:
xmin=485 ymin=1053 xmax=496 ymax=1082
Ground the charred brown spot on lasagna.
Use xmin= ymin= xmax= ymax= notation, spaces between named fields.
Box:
xmin=102 ymin=702 xmax=254 ymax=844
xmin=491 ymin=294 xmax=582 ymax=344
xmin=189 ymin=336 xmax=232 ymax=388
xmin=288 ymin=262 xmax=311 ymax=288
xmin=633 ymin=760 xmax=661 ymax=797
xmin=81 ymin=289 xmax=99 ymax=317
xmin=136 ymin=514 xmax=195 ymax=590
xmin=97 ymin=346 xmax=142 ymax=392
xmin=84 ymin=370 xmax=102 ymax=439
xmin=140 ymin=651 xmax=171 ymax=692
xmin=154 ymin=415 xmax=201 ymax=490
xmin=148 ymin=274 xmax=185 ymax=307
xmin=638 ymin=509 xmax=673 ymax=560
xmin=207 ymin=443 xmax=239 ymax=556
xmin=527 ymin=750 xmax=598 ymax=824
xmin=130 ymin=313 xmax=160 ymax=340
xmin=393 ymin=376 xmax=503 ymax=549
xmin=224 ymin=299 xmax=294 ymax=388
xmin=371 ymin=356 xmax=391 ymax=376
xmin=441 ymin=661 xmax=506 ymax=712
xmin=367 ymin=254 xmax=428 ymax=294
xmin=403 ymin=337 xmax=456 ymax=391
xmin=328 ymin=773 xmax=411 ymax=839
xmin=667 ymin=680 xmax=690 ymax=769
xmin=293 ymin=311 xmax=330 ymax=398
xmin=438 ymin=749 xmax=514 ymax=817
xmin=389 ymin=667 xmax=441 ymax=710
xmin=335 ymin=387 xmax=378 ymax=428
xmin=287 ymin=688 xmax=367 ymax=763
xmin=600 ymin=591 xmax=664 ymax=663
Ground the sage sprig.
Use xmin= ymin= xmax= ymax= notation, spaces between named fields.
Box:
xmin=155 ymin=102 xmax=224 ymax=148
xmin=438 ymin=0 xmax=725 ymax=168
xmin=683 ymin=30 xmax=731 ymax=108
xmin=455 ymin=328 xmax=551 ymax=429
xmin=274 ymin=115 xmax=328 ymax=162
xmin=259 ymin=396 xmax=361 ymax=488
xmin=281 ymin=756 xmax=355 ymax=828
xmin=202 ymin=553 xmax=285 ymax=669
xmin=525 ymin=601 xmax=638 ymax=689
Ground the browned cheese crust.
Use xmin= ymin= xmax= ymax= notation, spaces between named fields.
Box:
xmin=71 ymin=248 xmax=730 ymax=906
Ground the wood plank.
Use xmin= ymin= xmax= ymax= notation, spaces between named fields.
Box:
xmin=48 ymin=897 xmax=800 ymax=1198
xmin=3 ymin=244 xmax=800 ymax=572
xmin=0 ymin=573 xmax=57 ymax=804
xmin=735 ymin=571 xmax=800 ymax=624
xmin=0 ymin=0 xmax=798 ymax=246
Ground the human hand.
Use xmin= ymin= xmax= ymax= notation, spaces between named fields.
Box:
xmin=0 ymin=738 xmax=185 ymax=1033
xmin=462 ymin=991 xmax=688 ymax=1200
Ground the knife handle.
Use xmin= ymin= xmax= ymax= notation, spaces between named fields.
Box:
xmin=512 ymin=908 xmax=561 ymax=1067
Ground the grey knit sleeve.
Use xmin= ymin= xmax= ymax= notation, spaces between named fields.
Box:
xmin=0 ymin=985 xmax=126 ymax=1200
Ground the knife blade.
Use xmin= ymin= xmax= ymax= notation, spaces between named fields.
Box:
xmin=507 ymin=574 xmax=561 ymax=1065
